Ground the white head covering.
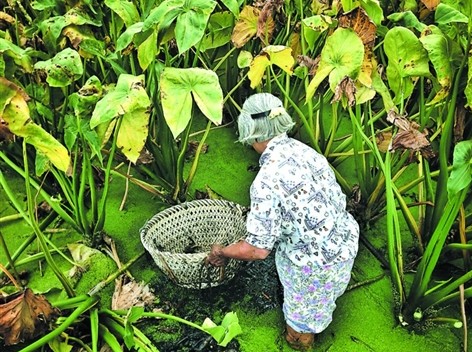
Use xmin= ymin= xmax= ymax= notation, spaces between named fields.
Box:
xmin=237 ymin=93 xmax=295 ymax=145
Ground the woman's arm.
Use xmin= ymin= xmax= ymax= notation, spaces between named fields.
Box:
xmin=206 ymin=241 xmax=270 ymax=267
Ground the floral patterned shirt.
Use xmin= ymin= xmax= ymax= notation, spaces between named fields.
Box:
xmin=245 ymin=133 xmax=359 ymax=266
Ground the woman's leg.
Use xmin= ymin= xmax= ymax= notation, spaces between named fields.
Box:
xmin=276 ymin=253 xmax=354 ymax=349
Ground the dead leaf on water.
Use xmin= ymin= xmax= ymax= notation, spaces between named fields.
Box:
xmin=112 ymin=275 xmax=156 ymax=311
xmin=0 ymin=288 xmax=60 ymax=345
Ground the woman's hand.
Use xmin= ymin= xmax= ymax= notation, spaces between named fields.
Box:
xmin=206 ymin=244 xmax=227 ymax=267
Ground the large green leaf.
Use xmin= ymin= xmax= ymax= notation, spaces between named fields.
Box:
xmin=137 ymin=31 xmax=157 ymax=70
xmin=0 ymin=78 xmax=70 ymax=172
xmin=220 ymin=0 xmax=240 ymax=17
xmin=65 ymin=76 xmax=104 ymax=160
xmin=142 ymin=0 xmax=182 ymax=31
xmin=34 ymin=48 xmax=83 ymax=87
xmin=199 ymin=12 xmax=234 ymax=51
xmin=116 ymin=22 xmax=144 ymax=52
xmin=447 ymin=140 xmax=472 ymax=197
xmin=435 ymin=3 xmax=469 ymax=25
xmin=384 ymin=27 xmax=430 ymax=78
xmin=143 ymin=0 xmax=216 ymax=53
xmin=302 ymin=15 xmax=333 ymax=52
xmin=105 ymin=0 xmax=140 ymax=27
xmin=360 ymin=0 xmax=383 ymax=26
xmin=174 ymin=0 xmax=217 ymax=53
xmin=0 ymin=38 xmax=33 ymax=73
xmin=387 ymin=11 xmax=427 ymax=32
xmin=160 ymin=67 xmax=223 ymax=139
xmin=384 ymin=27 xmax=430 ymax=102
xmin=91 ymin=74 xmax=151 ymax=163
xmin=466 ymin=53 xmax=472 ymax=109
xmin=419 ymin=26 xmax=457 ymax=104
xmin=306 ymin=28 xmax=364 ymax=100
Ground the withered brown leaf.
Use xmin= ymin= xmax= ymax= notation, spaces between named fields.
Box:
xmin=256 ymin=2 xmax=276 ymax=45
xmin=332 ymin=77 xmax=356 ymax=106
xmin=112 ymin=275 xmax=156 ymax=311
xmin=231 ymin=6 xmax=260 ymax=48
xmin=387 ymin=110 xmax=433 ymax=158
xmin=297 ymin=55 xmax=320 ymax=76
xmin=376 ymin=131 xmax=392 ymax=153
xmin=0 ymin=117 xmax=14 ymax=144
xmin=0 ymin=288 xmax=60 ymax=345
xmin=420 ymin=0 xmax=439 ymax=10
xmin=338 ymin=8 xmax=376 ymax=47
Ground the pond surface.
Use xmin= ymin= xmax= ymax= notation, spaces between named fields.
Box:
xmin=0 ymin=124 xmax=468 ymax=351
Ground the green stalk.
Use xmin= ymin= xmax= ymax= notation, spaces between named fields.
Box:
xmin=420 ymin=270 xmax=472 ymax=312
xmin=350 ymin=112 xmax=405 ymax=302
xmin=50 ymin=167 xmax=75 ymax=213
xmin=0 ymin=212 xmax=57 ymax=276
xmin=0 ymin=152 xmax=80 ymax=231
xmin=404 ymin=188 xmax=468 ymax=317
xmin=183 ymin=120 xmax=212 ymax=196
xmin=392 ymin=185 xmax=422 ymax=252
xmin=270 ymin=67 xmax=319 ymax=151
xmin=90 ymin=308 xmax=99 ymax=352
xmin=99 ymin=323 xmax=122 ymax=352
xmin=0 ymin=213 xmax=23 ymax=223
xmin=0 ymin=231 xmax=20 ymax=279
xmin=95 ymin=119 xmax=119 ymax=234
xmin=53 ymin=294 xmax=90 ymax=310
xmin=19 ymin=295 xmax=99 ymax=352
xmin=429 ymin=42 xmax=469 ymax=233
xmin=100 ymin=314 xmax=159 ymax=352
xmin=78 ymin=150 xmax=91 ymax=236
xmin=348 ymin=107 xmax=367 ymax=199
xmin=108 ymin=309 xmax=206 ymax=333
xmin=22 ymin=141 xmax=75 ymax=298
xmin=172 ymin=115 xmax=193 ymax=201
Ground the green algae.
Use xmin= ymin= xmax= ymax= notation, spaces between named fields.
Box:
xmin=1 ymin=122 xmax=470 ymax=352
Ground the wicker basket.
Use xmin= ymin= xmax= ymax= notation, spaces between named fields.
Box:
xmin=140 ymin=199 xmax=248 ymax=289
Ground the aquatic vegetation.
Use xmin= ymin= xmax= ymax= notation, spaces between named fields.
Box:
xmin=0 ymin=0 xmax=471 ymax=350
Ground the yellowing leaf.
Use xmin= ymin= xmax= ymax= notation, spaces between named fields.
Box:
xmin=0 ymin=78 xmax=71 ymax=173
xmin=248 ymin=46 xmax=294 ymax=88
xmin=231 ymin=6 xmax=259 ymax=48
xmin=248 ymin=55 xmax=269 ymax=88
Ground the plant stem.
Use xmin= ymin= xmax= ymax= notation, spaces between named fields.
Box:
xmin=22 ymin=141 xmax=75 ymax=298
xmin=88 ymin=251 xmax=146 ymax=296
xmin=0 ymin=230 xmax=21 ymax=281
xmin=0 ymin=213 xmax=23 ymax=223
xmin=183 ymin=120 xmax=212 ymax=196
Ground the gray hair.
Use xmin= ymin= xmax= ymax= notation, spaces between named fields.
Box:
xmin=237 ymin=93 xmax=295 ymax=145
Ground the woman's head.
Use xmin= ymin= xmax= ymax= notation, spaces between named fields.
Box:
xmin=237 ymin=93 xmax=295 ymax=146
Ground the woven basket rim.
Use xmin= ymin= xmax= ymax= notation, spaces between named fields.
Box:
xmin=139 ymin=199 xmax=248 ymax=288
